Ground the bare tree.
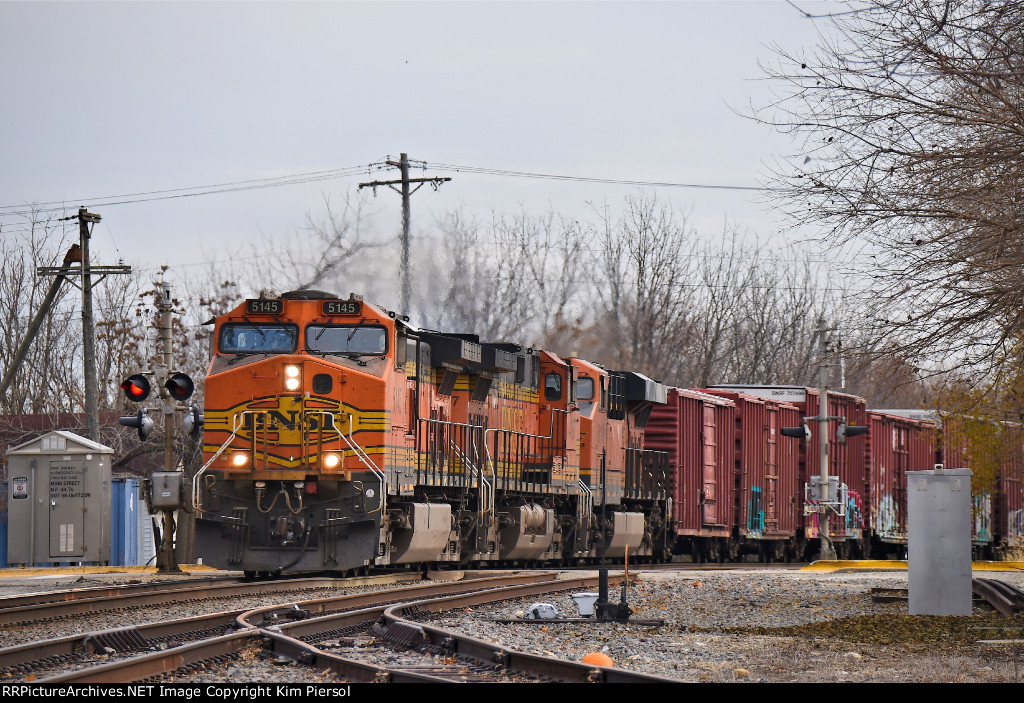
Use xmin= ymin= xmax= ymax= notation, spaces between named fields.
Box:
xmin=586 ymin=193 xmax=699 ymax=382
xmin=757 ymin=0 xmax=1024 ymax=380
xmin=0 ymin=211 xmax=79 ymax=415
xmin=429 ymin=208 xmax=536 ymax=340
xmin=260 ymin=191 xmax=381 ymax=294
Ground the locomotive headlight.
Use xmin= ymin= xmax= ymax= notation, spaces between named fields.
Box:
xmin=232 ymin=453 xmax=249 ymax=467
xmin=284 ymin=365 xmax=301 ymax=391
xmin=323 ymin=453 xmax=341 ymax=468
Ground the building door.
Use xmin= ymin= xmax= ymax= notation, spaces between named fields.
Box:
xmin=48 ymin=460 xmax=87 ymax=558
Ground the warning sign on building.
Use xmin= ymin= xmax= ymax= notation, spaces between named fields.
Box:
xmin=12 ymin=477 xmax=28 ymax=499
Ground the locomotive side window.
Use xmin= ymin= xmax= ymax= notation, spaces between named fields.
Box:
xmin=544 ymin=372 xmax=562 ymax=401
xmin=307 ymin=325 xmax=388 ymax=355
xmin=577 ymin=376 xmax=595 ymax=401
xmin=219 ymin=324 xmax=297 ymax=353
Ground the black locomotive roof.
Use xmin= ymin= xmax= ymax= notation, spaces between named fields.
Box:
xmin=280 ymin=290 xmax=339 ymax=300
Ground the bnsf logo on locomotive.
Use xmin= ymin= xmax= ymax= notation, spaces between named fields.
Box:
xmin=500 ymin=405 xmax=525 ymax=433
xmin=245 ymin=410 xmax=336 ymax=432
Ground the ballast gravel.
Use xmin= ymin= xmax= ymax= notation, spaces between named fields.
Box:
xmin=428 ymin=568 xmax=1024 ymax=683
xmin=4 ymin=567 xmax=1024 ymax=683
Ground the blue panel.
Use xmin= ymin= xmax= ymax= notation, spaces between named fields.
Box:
xmin=110 ymin=478 xmax=143 ymax=566
xmin=1 ymin=481 xmax=7 ymax=567
xmin=0 ymin=513 xmax=7 ymax=568
xmin=110 ymin=478 xmax=126 ymax=566
xmin=124 ymin=478 xmax=140 ymax=565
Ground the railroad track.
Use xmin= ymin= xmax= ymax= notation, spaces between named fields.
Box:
xmin=1 ymin=571 xmax=678 ymax=683
xmin=870 ymin=577 xmax=1024 ymax=615
xmin=0 ymin=573 xmax=410 ymax=627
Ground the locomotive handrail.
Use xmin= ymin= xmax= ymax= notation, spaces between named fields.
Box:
xmin=319 ymin=411 xmax=387 ymax=519
xmin=191 ymin=411 xmax=257 ymax=512
xmin=483 ymin=409 xmax=566 ymax=528
xmin=446 ymin=434 xmax=491 ymax=522
xmin=578 ymin=478 xmax=593 ymax=525
xmin=415 ymin=416 xmax=492 ymax=533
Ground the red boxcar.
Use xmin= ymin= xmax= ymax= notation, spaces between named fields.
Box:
xmin=702 ymin=390 xmax=803 ymax=557
xmin=646 ymin=388 xmax=735 ymax=560
xmin=939 ymin=413 xmax=1024 ymax=557
xmin=994 ymin=424 xmax=1024 ymax=554
xmin=711 ymin=386 xmax=868 ymax=557
xmin=864 ymin=411 xmax=938 ymax=557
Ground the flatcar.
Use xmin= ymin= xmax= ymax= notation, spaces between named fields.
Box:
xmin=191 ymin=291 xmax=671 ymax=576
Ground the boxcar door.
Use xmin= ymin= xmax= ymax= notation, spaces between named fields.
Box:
xmin=765 ymin=407 xmax=779 ymax=533
xmin=894 ymin=424 xmax=908 ymax=537
xmin=701 ymin=404 xmax=720 ymax=525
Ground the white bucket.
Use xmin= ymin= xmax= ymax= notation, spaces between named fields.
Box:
xmin=572 ymin=592 xmax=599 ymax=617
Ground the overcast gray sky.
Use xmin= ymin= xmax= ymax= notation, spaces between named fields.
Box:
xmin=0 ymin=0 xmax=841 ymax=283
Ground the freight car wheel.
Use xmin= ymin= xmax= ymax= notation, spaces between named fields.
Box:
xmin=708 ymin=540 xmax=722 ymax=564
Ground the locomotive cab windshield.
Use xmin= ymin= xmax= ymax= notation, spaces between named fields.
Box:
xmin=306 ymin=324 xmax=388 ymax=356
xmin=219 ymin=323 xmax=297 ymax=354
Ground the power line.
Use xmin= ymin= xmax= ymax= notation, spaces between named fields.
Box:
xmin=0 ymin=160 xmax=777 ymax=223
xmin=424 ymin=162 xmax=772 ymax=192
xmin=0 ymin=164 xmax=379 ymax=218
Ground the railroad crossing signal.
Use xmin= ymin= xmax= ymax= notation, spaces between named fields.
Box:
xmin=119 ymin=371 xmax=198 ymax=441
xmin=183 ymin=405 xmax=204 ymax=439
xmin=120 ymin=374 xmax=151 ymax=402
xmin=164 ymin=372 xmax=195 ymax=401
xmin=119 ymin=408 xmax=155 ymax=440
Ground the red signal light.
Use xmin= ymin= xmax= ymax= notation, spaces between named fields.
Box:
xmin=120 ymin=374 xmax=151 ymax=402
xmin=165 ymin=372 xmax=195 ymax=401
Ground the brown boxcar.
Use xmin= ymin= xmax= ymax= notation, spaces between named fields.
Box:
xmin=703 ymin=390 xmax=804 ymax=561
xmin=940 ymin=413 xmax=1024 ymax=557
xmin=994 ymin=423 xmax=1024 ymax=554
xmin=864 ymin=411 xmax=938 ymax=558
xmin=710 ymin=386 xmax=868 ymax=557
xmin=646 ymin=388 xmax=735 ymax=560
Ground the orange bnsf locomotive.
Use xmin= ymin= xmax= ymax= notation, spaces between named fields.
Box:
xmin=192 ymin=291 xmax=672 ymax=576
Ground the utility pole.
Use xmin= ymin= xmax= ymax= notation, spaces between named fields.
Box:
xmin=38 ymin=208 xmax=131 ymax=441
xmin=155 ymin=281 xmax=181 ymax=574
xmin=80 ymin=208 xmax=100 ymax=442
xmin=358 ymin=154 xmax=451 ymax=312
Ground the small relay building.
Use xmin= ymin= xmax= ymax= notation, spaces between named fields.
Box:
xmin=6 ymin=430 xmax=113 ymax=565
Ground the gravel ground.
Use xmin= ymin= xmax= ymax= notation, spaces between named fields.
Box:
xmin=429 ymin=568 xmax=1024 ymax=683
xmin=3 ymin=566 xmax=1024 ymax=683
